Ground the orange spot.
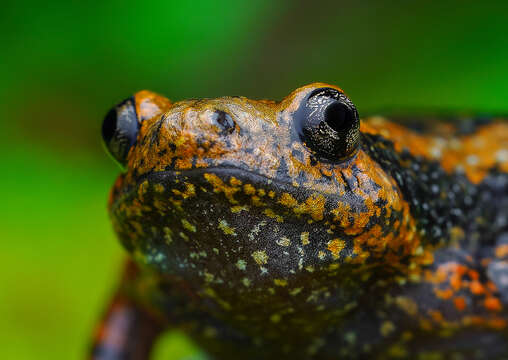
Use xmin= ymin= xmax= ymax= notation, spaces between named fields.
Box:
xmin=469 ymin=281 xmax=485 ymax=295
xmin=484 ymin=297 xmax=502 ymax=312
xmin=488 ymin=318 xmax=507 ymax=330
xmin=327 ymin=239 xmax=346 ymax=259
xmin=429 ymin=310 xmax=443 ymax=323
xmin=450 ymin=274 xmax=463 ymax=291
xmin=495 ymin=244 xmax=508 ymax=258
xmin=435 ymin=288 xmax=454 ymax=300
xmin=453 ymin=296 xmax=467 ymax=311
xmin=487 ymin=281 xmax=498 ymax=293
xmin=468 ymin=316 xmax=486 ymax=326
xmin=467 ymin=269 xmax=480 ymax=281
xmin=278 ymin=193 xmax=299 ymax=208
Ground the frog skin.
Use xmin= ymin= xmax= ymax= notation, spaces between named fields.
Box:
xmin=91 ymin=83 xmax=508 ymax=360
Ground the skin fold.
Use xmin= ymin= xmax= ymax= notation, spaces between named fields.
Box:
xmin=92 ymin=83 xmax=508 ymax=360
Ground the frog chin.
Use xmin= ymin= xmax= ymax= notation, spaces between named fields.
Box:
xmin=108 ymin=163 xmax=425 ymax=325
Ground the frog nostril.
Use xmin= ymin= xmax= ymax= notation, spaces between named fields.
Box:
xmin=211 ymin=110 xmax=236 ymax=134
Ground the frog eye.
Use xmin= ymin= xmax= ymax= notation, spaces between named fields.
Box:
xmin=102 ymin=97 xmax=139 ymax=168
xmin=293 ymin=88 xmax=360 ymax=161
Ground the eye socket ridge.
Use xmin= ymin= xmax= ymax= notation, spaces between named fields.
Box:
xmin=294 ymin=87 xmax=360 ymax=161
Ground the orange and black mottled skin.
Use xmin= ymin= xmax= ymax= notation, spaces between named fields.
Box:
xmin=92 ymin=83 xmax=508 ymax=359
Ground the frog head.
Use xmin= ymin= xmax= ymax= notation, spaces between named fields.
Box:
xmin=102 ymin=83 xmax=426 ymax=313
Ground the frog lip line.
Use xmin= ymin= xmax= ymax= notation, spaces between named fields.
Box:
xmin=135 ymin=165 xmax=295 ymax=193
xmin=113 ymin=164 xmax=346 ymax=208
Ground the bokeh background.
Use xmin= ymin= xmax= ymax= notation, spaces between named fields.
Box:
xmin=2 ymin=1 xmax=508 ymax=359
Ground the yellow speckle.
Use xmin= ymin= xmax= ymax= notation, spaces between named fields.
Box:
xmin=278 ymin=192 xmax=298 ymax=208
xmin=242 ymin=277 xmax=251 ymax=287
xmin=179 ymin=232 xmax=189 ymax=241
xmin=204 ymin=173 xmax=240 ymax=204
xmin=169 ymin=197 xmax=183 ymax=212
xmin=218 ymin=219 xmax=237 ymax=236
xmin=154 ymin=183 xmax=165 ymax=193
xmin=138 ymin=180 xmax=149 ymax=197
xmin=181 ymin=219 xmax=197 ymax=233
xmin=203 ymin=270 xmax=214 ymax=283
xmin=290 ymin=287 xmax=303 ymax=296
xmin=327 ymin=238 xmax=346 ymax=259
xmin=294 ymin=194 xmax=326 ymax=221
xmin=380 ymin=321 xmax=395 ymax=337
xmin=387 ymin=345 xmax=407 ymax=358
xmin=305 ymin=266 xmax=315 ymax=273
xmin=236 ymin=259 xmax=247 ymax=270
xmin=243 ymin=183 xmax=256 ymax=195
xmin=328 ymin=263 xmax=340 ymax=270
xmin=417 ymin=351 xmax=444 ymax=360
xmin=251 ymin=195 xmax=265 ymax=207
xmin=172 ymin=183 xmax=196 ymax=199
xmin=252 ymin=250 xmax=268 ymax=265
xmin=163 ymin=227 xmax=173 ymax=244
xmin=264 ymin=208 xmax=284 ymax=222
xmin=268 ymin=191 xmax=276 ymax=198
xmin=276 ymin=237 xmax=291 ymax=247
xmin=174 ymin=135 xmax=186 ymax=146
xmin=318 ymin=251 xmax=326 ymax=260
xmin=231 ymin=205 xmax=248 ymax=213
xmin=395 ymin=296 xmax=418 ymax=316
xmin=229 ymin=177 xmax=242 ymax=186
xmin=344 ymin=332 xmax=356 ymax=344
xmin=270 ymin=313 xmax=281 ymax=323
xmin=274 ymin=279 xmax=288 ymax=286
xmin=301 ymin=232 xmax=310 ymax=245
xmin=257 ymin=189 xmax=266 ymax=197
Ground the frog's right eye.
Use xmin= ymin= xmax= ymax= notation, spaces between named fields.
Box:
xmin=293 ymin=87 xmax=360 ymax=162
xmin=102 ymin=97 xmax=139 ymax=168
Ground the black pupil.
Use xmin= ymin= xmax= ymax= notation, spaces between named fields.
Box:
xmin=324 ymin=102 xmax=354 ymax=132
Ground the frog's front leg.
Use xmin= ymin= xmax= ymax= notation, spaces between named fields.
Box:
xmin=90 ymin=292 xmax=162 ymax=360
xmin=89 ymin=262 xmax=164 ymax=360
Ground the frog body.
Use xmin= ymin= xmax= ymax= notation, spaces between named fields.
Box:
xmin=92 ymin=84 xmax=508 ymax=359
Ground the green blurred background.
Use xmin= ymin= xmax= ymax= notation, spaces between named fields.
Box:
xmin=2 ymin=1 xmax=508 ymax=359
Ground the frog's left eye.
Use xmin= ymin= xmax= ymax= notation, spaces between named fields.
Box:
xmin=293 ymin=88 xmax=360 ymax=161
xmin=102 ymin=97 xmax=139 ymax=168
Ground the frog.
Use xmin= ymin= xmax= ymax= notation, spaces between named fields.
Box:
xmin=91 ymin=83 xmax=508 ymax=360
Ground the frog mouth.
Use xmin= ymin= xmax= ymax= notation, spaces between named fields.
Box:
xmin=110 ymin=164 xmax=331 ymax=215
xmin=138 ymin=165 xmax=296 ymax=197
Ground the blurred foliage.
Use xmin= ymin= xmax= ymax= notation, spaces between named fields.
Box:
xmin=1 ymin=1 xmax=508 ymax=359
